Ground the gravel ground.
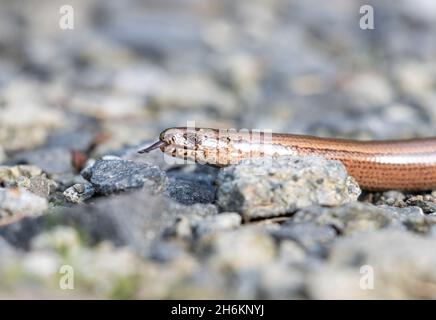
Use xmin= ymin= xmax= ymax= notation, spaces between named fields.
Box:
xmin=1 ymin=0 xmax=436 ymax=299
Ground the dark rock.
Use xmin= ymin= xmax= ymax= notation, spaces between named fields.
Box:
xmin=166 ymin=176 xmax=215 ymax=205
xmin=0 ymin=214 xmax=47 ymax=250
xmin=58 ymin=190 xmax=174 ymax=256
xmin=83 ymin=158 xmax=168 ymax=195
xmin=164 ymin=165 xmax=218 ymax=205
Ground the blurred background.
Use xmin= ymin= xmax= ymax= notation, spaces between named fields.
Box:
xmin=1 ymin=0 xmax=436 ymax=299
xmin=2 ymin=0 xmax=436 ymax=159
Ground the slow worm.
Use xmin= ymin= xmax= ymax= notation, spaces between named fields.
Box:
xmin=138 ymin=127 xmax=436 ymax=191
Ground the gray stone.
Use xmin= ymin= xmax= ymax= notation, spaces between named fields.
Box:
xmin=270 ymin=223 xmax=337 ymax=257
xmin=60 ymin=189 xmax=175 ymax=256
xmin=17 ymin=175 xmax=56 ymax=199
xmin=193 ymin=213 xmax=242 ymax=237
xmin=0 ymin=188 xmax=48 ymax=225
xmin=375 ymin=190 xmax=406 ymax=206
xmin=293 ymin=203 xmax=405 ymax=235
xmin=83 ymin=158 xmax=168 ymax=195
xmin=200 ymin=226 xmax=277 ymax=272
xmin=166 ymin=178 xmax=215 ymax=205
xmin=164 ymin=203 xmax=219 ymax=239
xmin=216 ymin=156 xmax=360 ymax=220
xmin=358 ymin=205 xmax=436 ymax=235
xmin=170 ymin=203 xmax=219 ymax=218
xmin=63 ymin=183 xmax=95 ymax=203
xmin=165 ymin=165 xmax=219 ymax=204
xmin=307 ymin=230 xmax=436 ymax=299
xmin=380 ymin=205 xmax=436 ymax=234
xmin=52 ymin=174 xmax=89 ymax=190
xmin=79 ymin=159 xmax=96 ymax=181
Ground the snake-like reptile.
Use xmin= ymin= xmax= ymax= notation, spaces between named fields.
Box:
xmin=139 ymin=127 xmax=436 ymax=191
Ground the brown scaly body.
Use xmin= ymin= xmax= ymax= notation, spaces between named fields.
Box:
xmin=139 ymin=127 xmax=436 ymax=191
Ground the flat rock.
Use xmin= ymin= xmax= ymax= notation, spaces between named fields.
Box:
xmin=216 ymin=156 xmax=361 ymax=220
xmin=82 ymin=158 xmax=168 ymax=195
